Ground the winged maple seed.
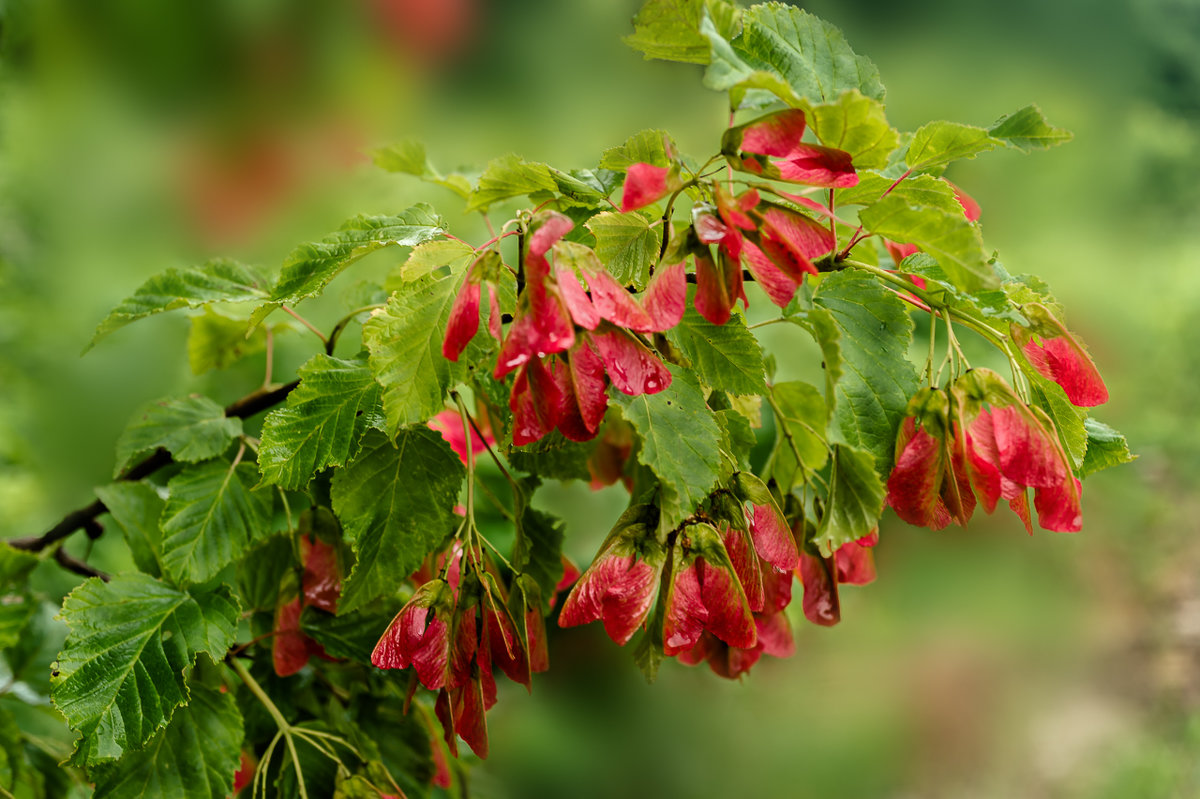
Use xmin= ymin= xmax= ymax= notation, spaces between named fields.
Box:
xmin=371 ymin=547 xmax=555 ymax=759
xmin=723 ymin=108 xmax=859 ymax=188
xmin=887 ymin=369 xmax=1083 ymax=535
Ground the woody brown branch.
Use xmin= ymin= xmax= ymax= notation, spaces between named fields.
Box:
xmin=8 ymin=378 xmax=300 ymax=553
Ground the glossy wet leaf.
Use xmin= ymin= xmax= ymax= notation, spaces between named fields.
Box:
xmin=1079 ymin=418 xmax=1136 ymax=478
xmin=95 ymin=482 xmax=166 ymax=578
xmin=586 ymin=211 xmax=661 ymax=288
xmin=258 ymin=353 xmax=386 ymax=490
xmin=52 ymin=576 xmax=237 ymax=766
xmin=90 ymin=685 xmax=242 ymax=799
xmin=331 ymin=428 xmax=464 ymax=613
xmin=113 ymin=396 xmax=242 ymax=478
xmin=667 ymin=305 xmax=766 ymax=395
xmin=814 ymin=271 xmax=919 ymax=473
xmin=159 ymin=460 xmax=275 ymax=586
xmin=261 ymin=205 xmax=446 ymax=319
xmin=364 ymin=268 xmax=473 ymax=435
xmin=300 ymin=605 xmax=395 ymax=664
xmin=466 ymin=154 xmax=558 ymax=213
xmin=611 ymin=366 xmax=723 ymax=532
xmin=88 ymin=259 xmax=268 ymax=351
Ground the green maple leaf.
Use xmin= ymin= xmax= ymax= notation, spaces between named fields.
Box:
xmin=159 ymin=460 xmax=275 ymax=586
xmin=611 ymin=366 xmax=723 ymax=533
xmin=113 ymin=396 xmax=242 ymax=478
xmin=90 ymin=685 xmax=243 ymax=799
xmin=331 ymin=428 xmax=465 ymax=613
xmin=257 ymin=353 xmax=386 ymax=490
xmin=52 ymin=576 xmax=237 ymax=766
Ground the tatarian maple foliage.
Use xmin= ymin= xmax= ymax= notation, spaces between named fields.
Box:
xmin=19 ymin=2 xmax=1133 ymax=795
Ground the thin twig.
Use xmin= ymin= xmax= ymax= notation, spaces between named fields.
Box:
xmin=281 ymin=305 xmax=328 ymax=345
xmin=11 ymin=379 xmax=300 ymax=553
xmin=53 ymin=547 xmax=110 ymax=582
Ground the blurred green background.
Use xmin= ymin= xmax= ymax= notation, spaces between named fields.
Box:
xmin=3 ymin=0 xmax=1199 ymax=796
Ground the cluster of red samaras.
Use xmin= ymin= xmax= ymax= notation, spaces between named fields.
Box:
xmin=440 ymin=108 xmax=856 ymax=448
xmin=558 ymin=472 xmax=878 ymax=679
xmin=367 ymin=470 xmax=880 ymax=761
xmin=886 ymin=364 xmax=1104 ymax=535
xmin=370 ymin=540 xmax=577 ymax=761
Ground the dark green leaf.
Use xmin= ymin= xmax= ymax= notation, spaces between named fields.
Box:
xmin=52 ymin=576 xmax=237 ymax=766
xmin=858 ymin=192 xmax=996 ymax=291
xmin=813 ymin=271 xmax=919 ymax=474
xmin=988 ymin=105 xmax=1073 ymax=152
xmin=90 ymin=685 xmax=242 ymax=799
xmin=160 ymin=460 xmax=275 ymax=586
xmin=1080 ymin=418 xmax=1136 ymax=478
xmin=186 ymin=308 xmax=271 ymax=376
xmin=88 ymin=259 xmax=268 ymax=351
xmin=511 ymin=478 xmax=566 ymax=608
xmin=465 ymin=154 xmax=558 ymax=213
xmin=813 ymin=443 xmax=884 ymax=556
xmin=300 ymin=605 xmax=395 ymax=664
xmin=364 ymin=269 xmax=472 ymax=435
xmin=262 ymin=206 xmax=446 ymax=318
xmin=768 ymin=381 xmax=829 ymax=490
xmin=0 ymin=705 xmax=19 ymax=793
xmin=113 ymin=395 xmax=242 ymax=478
xmin=564 ymin=167 xmax=623 ymax=199
xmin=237 ymin=534 xmax=295 ymax=614
xmin=805 ymin=90 xmax=899 ymax=170
xmin=610 ymin=366 xmax=723 ymax=532
xmin=712 ymin=4 xmax=885 ymax=107
xmin=275 ymin=722 xmax=351 ymax=798
xmin=507 ymin=431 xmax=594 ymax=482
xmin=666 ymin=305 xmax=766 ymax=395
xmin=350 ymin=697 xmax=434 ymax=798
xmin=331 ymin=429 xmax=464 ymax=613
xmin=546 ymin=165 xmax=608 ymax=205
xmin=258 ymin=354 xmax=386 ymax=490
xmin=95 ymin=482 xmax=166 ymax=578
xmin=585 ymin=211 xmax=661 ymax=287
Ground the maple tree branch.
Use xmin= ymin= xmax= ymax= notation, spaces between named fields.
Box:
xmin=9 ymin=379 xmax=300 ymax=553
xmin=53 ymin=546 xmax=110 ymax=582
